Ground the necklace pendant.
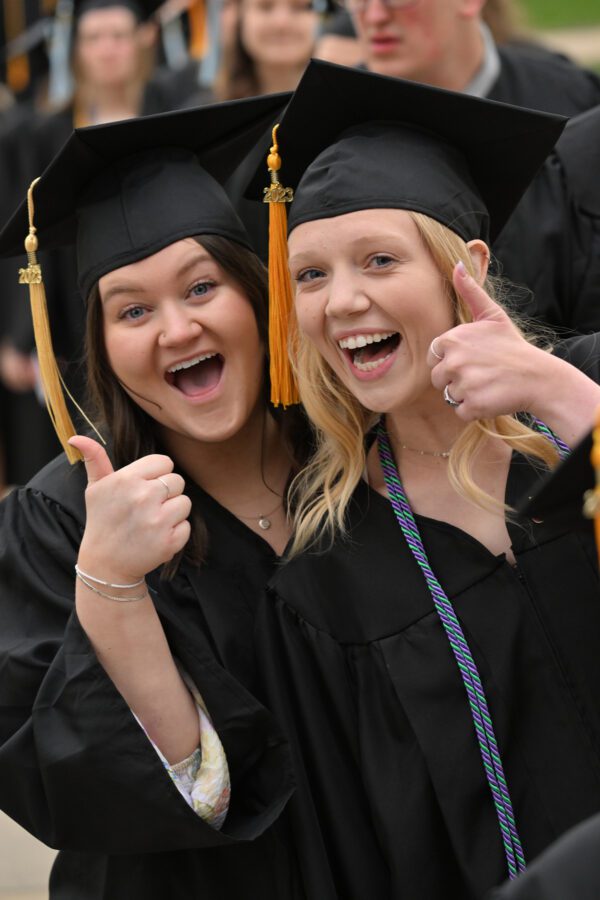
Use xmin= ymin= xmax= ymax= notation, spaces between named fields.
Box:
xmin=258 ymin=516 xmax=271 ymax=530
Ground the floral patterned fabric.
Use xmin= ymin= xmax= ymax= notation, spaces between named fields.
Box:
xmin=134 ymin=675 xmax=230 ymax=830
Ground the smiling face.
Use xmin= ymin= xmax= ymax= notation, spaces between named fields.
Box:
xmin=100 ymin=238 xmax=265 ymax=445
xmin=289 ymin=208 xmax=456 ymax=417
xmin=239 ymin=0 xmax=317 ymax=69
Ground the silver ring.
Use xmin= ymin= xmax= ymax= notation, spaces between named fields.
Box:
xmin=157 ymin=476 xmax=170 ymax=500
xmin=430 ymin=338 xmax=444 ymax=361
xmin=443 ymin=384 xmax=462 ymax=408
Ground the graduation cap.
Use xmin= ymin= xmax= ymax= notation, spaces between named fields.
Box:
xmin=0 ymin=91 xmax=290 ymax=462
xmin=519 ymin=425 xmax=600 ymax=545
xmin=252 ymin=59 xmax=567 ymax=407
xmin=72 ymin=0 xmax=164 ymax=22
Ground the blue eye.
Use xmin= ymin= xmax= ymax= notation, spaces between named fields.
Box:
xmin=121 ymin=305 xmax=146 ymax=321
xmin=371 ymin=254 xmax=393 ymax=268
xmin=297 ymin=268 xmax=325 ymax=283
xmin=189 ymin=280 xmax=216 ymax=298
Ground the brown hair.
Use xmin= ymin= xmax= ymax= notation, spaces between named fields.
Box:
xmin=85 ymin=235 xmax=299 ymax=574
xmin=214 ymin=9 xmax=261 ymax=101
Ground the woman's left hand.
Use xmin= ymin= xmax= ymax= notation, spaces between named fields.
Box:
xmin=427 ymin=262 xmax=547 ymax=421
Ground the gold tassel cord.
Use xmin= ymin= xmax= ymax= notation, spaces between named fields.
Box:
xmin=188 ymin=0 xmax=207 ymax=60
xmin=18 ymin=179 xmax=104 ymax=464
xmin=263 ymin=125 xmax=299 ymax=408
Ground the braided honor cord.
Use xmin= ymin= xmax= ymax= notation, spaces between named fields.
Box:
xmin=377 ymin=422 xmax=525 ymax=879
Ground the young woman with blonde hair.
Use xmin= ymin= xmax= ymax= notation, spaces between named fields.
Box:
xmin=255 ymin=60 xmax=600 ymax=900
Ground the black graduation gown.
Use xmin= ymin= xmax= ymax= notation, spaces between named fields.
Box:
xmin=488 ymin=812 xmax=600 ymax=899
xmin=492 ymin=106 xmax=600 ymax=336
xmin=0 ymin=454 xmax=303 ymax=900
xmin=488 ymin=44 xmax=600 ymax=116
xmin=256 ymin=336 xmax=600 ymax=899
xmin=485 ymin=46 xmax=600 ymax=336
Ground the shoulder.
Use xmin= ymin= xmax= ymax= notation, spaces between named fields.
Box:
xmin=556 ymin=106 xmax=600 ymax=217
xmin=269 ymin=481 xmax=427 ymax=643
xmin=23 ymin=452 xmax=87 ymax=525
xmin=491 ymin=43 xmax=600 ymax=115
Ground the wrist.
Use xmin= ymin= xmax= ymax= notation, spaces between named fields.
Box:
xmin=76 ymin=546 xmax=146 ymax=587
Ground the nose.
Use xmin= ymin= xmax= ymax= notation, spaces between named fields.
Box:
xmin=271 ymin=4 xmax=293 ymax=26
xmin=363 ymin=0 xmax=392 ymax=24
xmin=325 ymin=269 xmax=371 ymax=320
xmin=157 ymin=303 xmax=203 ymax=347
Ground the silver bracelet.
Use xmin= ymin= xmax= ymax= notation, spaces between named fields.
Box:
xmin=76 ymin=570 xmax=148 ymax=603
xmin=74 ymin=564 xmax=144 ymax=589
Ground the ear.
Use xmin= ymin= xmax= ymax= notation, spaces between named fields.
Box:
xmin=466 ymin=238 xmax=489 ymax=286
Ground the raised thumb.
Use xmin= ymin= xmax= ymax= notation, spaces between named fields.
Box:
xmin=68 ymin=435 xmax=114 ymax=483
xmin=453 ymin=261 xmax=506 ymax=323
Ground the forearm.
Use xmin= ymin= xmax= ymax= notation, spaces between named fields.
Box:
xmin=527 ymin=350 xmax=600 ymax=447
xmin=75 ymin=574 xmax=200 ymax=765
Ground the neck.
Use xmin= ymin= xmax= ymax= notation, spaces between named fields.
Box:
xmin=384 ymin=395 xmax=467 ymax=460
xmin=255 ymin=62 xmax=305 ymax=95
xmin=159 ymin=404 xmax=292 ymax=512
xmin=77 ymin=80 xmax=143 ymax=123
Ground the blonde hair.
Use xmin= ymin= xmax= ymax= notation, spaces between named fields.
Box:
xmin=288 ymin=211 xmax=560 ymax=556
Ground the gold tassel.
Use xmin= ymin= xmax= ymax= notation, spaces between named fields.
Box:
xmin=18 ymin=179 xmax=82 ymax=463
xmin=263 ymin=125 xmax=299 ymax=408
xmin=4 ymin=0 xmax=29 ymax=94
xmin=188 ymin=0 xmax=207 ymax=60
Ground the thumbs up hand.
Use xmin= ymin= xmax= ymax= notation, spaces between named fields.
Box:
xmin=69 ymin=435 xmax=192 ymax=585
xmin=427 ymin=261 xmax=543 ymax=421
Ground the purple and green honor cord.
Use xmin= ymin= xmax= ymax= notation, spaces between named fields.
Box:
xmin=376 ymin=419 xmax=569 ymax=880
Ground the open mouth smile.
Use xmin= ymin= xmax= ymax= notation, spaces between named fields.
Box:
xmin=337 ymin=331 xmax=401 ymax=378
xmin=165 ymin=352 xmax=224 ymax=398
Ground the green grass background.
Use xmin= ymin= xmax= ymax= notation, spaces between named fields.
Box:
xmin=521 ymin=0 xmax=600 ymax=29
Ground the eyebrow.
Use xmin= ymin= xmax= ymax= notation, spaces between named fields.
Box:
xmin=101 ymin=251 xmax=215 ymax=304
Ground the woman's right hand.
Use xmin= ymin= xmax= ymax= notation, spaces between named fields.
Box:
xmin=69 ymin=435 xmax=191 ymax=584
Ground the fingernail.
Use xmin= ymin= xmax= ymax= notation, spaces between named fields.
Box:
xmin=456 ymin=261 xmax=467 ymax=277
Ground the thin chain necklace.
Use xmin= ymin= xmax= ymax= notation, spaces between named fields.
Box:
xmin=396 ymin=442 xmax=451 ymax=458
xmin=235 ymin=498 xmax=283 ymax=531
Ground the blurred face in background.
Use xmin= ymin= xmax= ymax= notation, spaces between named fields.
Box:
xmin=75 ymin=6 xmax=151 ymax=90
xmin=239 ymin=0 xmax=318 ymax=70
xmin=350 ymin=0 xmax=484 ymax=86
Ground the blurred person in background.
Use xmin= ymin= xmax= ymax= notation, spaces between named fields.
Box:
xmin=215 ymin=0 xmax=318 ymax=100
xmin=314 ymin=0 xmax=600 ymax=340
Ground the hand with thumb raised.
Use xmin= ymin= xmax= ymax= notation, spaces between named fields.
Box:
xmin=428 ymin=261 xmax=544 ymax=421
xmin=71 ymin=436 xmax=192 ymax=585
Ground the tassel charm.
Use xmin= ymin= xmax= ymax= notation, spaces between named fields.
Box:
xmin=263 ymin=125 xmax=299 ymax=408
xmin=18 ymin=178 xmax=82 ymax=463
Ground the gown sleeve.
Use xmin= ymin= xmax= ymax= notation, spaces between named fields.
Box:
xmin=0 ymin=480 xmax=292 ymax=853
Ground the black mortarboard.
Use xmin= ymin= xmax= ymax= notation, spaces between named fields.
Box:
xmin=250 ymin=59 xmax=567 ymax=244
xmin=0 ymin=91 xmax=290 ymax=460
xmin=73 ymin=0 xmax=163 ymax=23
xmin=519 ymin=429 xmax=597 ymax=536
xmin=250 ymin=59 xmax=566 ymax=408
xmin=0 ymin=91 xmax=290 ymax=298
